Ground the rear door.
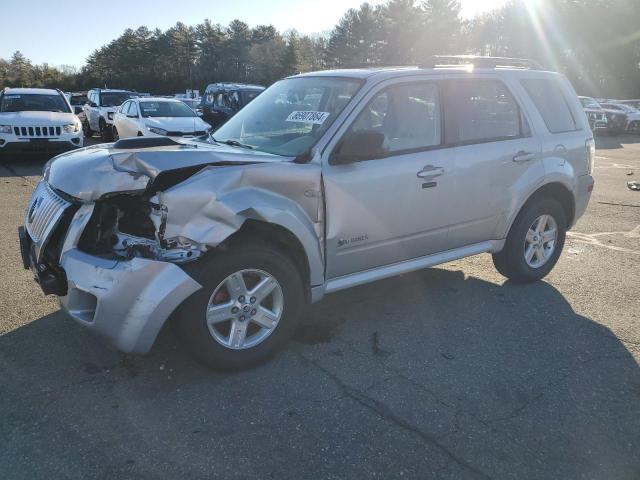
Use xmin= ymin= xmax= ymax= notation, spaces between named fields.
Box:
xmin=443 ymin=76 xmax=543 ymax=249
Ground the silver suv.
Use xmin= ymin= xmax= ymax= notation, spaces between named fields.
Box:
xmin=20 ymin=57 xmax=594 ymax=370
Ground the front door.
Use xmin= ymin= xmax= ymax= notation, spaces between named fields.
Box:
xmin=323 ymin=79 xmax=456 ymax=279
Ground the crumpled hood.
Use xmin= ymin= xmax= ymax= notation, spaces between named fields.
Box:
xmin=0 ymin=111 xmax=76 ymax=126
xmin=46 ymin=141 xmax=288 ymax=201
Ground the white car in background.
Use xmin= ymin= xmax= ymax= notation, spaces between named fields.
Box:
xmin=112 ymin=97 xmax=211 ymax=139
xmin=83 ymin=88 xmax=138 ymax=140
xmin=0 ymin=87 xmax=83 ymax=156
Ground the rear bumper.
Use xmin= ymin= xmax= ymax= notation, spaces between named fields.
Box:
xmin=573 ymin=174 xmax=594 ymax=227
xmin=59 ymin=249 xmax=202 ymax=354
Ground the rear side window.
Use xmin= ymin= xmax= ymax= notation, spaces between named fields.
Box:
xmin=444 ymin=79 xmax=522 ymax=144
xmin=522 ymin=78 xmax=578 ymax=133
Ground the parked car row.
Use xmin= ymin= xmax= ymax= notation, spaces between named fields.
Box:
xmin=579 ymin=95 xmax=640 ymax=134
xmin=0 ymin=82 xmax=268 ymax=157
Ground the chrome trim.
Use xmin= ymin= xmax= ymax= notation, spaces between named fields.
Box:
xmin=24 ymin=181 xmax=71 ymax=260
xmin=324 ymin=240 xmax=503 ymax=294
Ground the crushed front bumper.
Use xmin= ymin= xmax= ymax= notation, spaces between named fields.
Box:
xmin=58 ymin=249 xmax=202 ymax=354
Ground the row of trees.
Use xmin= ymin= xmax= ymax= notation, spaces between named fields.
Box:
xmin=2 ymin=0 xmax=640 ymax=98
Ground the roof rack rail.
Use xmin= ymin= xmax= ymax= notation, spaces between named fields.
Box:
xmin=423 ymin=55 xmax=543 ymax=70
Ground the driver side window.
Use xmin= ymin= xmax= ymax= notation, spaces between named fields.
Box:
xmin=347 ymin=81 xmax=442 ymax=157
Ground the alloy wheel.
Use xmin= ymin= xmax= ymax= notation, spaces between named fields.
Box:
xmin=205 ymin=269 xmax=284 ymax=350
xmin=523 ymin=214 xmax=558 ymax=268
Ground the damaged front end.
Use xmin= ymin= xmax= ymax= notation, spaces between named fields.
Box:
xmin=22 ymin=138 xmax=324 ymax=354
xmin=77 ymin=194 xmax=205 ymax=264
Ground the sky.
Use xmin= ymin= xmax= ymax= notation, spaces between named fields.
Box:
xmin=0 ymin=0 xmax=508 ymax=68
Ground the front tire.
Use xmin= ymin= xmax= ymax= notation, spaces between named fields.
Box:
xmin=99 ymin=119 xmax=113 ymax=141
xmin=175 ymin=244 xmax=304 ymax=371
xmin=492 ymin=197 xmax=566 ymax=283
xmin=82 ymin=119 xmax=93 ymax=138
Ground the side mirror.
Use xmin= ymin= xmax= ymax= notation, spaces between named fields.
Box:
xmin=331 ymin=131 xmax=386 ymax=165
xmin=197 ymin=111 xmax=204 ymax=117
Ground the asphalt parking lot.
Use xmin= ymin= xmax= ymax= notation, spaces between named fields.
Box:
xmin=1 ymin=136 xmax=639 ymax=479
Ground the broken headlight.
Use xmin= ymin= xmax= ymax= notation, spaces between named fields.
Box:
xmin=78 ymin=195 xmax=204 ymax=264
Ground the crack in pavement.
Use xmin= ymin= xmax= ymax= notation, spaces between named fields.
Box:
xmin=485 ymin=354 xmax=631 ymax=425
xmin=345 ymin=342 xmax=533 ymax=452
xmin=296 ymin=352 xmax=493 ymax=480
xmin=597 ymin=201 xmax=640 ymax=208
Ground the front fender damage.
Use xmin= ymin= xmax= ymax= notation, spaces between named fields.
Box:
xmin=152 ymin=162 xmax=325 ymax=286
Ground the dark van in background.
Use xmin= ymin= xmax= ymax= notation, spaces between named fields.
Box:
xmin=199 ymin=83 xmax=264 ymax=129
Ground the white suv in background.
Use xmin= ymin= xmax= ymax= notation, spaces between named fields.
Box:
xmin=83 ymin=88 xmax=138 ymax=140
xmin=113 ymin=97 xmax=211 ymax=139
xmin=0 ymin=88 xmax=83 ymax=157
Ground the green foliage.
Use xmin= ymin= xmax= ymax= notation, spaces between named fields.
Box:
xmin=1 ymin=0 xmax=640 ymax=98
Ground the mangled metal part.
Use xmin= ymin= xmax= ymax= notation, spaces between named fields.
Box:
xmin=46 ymin=141 xmax=284 ymax=202
xmin=112 ymin=231 xmax=205 ymax=264
xmin=151 ymin=160 xmax=325 ymax=286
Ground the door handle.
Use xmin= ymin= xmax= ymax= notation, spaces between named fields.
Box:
xmin=513 ymin=151 xmax=536 ymax=163
xmin=417 ymin=165 xmax=445 ymax=179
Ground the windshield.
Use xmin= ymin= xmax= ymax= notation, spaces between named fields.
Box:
xmin=580 ymin=97 xmax=600 ymax=109
xmin=0 ymin=93 xmax=70 ymax=113
xmin=209 ymin=77 xmax=362 ymax=157
xmin=140 ymin=101 xmax=196 ymax=117
xmin=101 ymin=92 xmax=136 ymax=107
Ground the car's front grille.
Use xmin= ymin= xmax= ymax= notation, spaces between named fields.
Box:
xmin=25 ymin=181 xmax=70 ymax=244
xmin=13 ymin=126 xmax=62 ymax=138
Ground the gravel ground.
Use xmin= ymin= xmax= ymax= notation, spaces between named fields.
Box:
xmin=0 ymin=135 xmax=638 ymax=479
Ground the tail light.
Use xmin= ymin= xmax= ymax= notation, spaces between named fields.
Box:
xmin=586 ymin=138 xmax=595 ymax=174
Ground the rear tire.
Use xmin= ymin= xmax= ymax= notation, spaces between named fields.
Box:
xmin=175 ymin=244 xmax=304 ymax=371
xmin=492 ymin=197 xmax=566 ymax=283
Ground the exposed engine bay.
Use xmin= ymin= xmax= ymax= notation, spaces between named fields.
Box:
xmin=78 ymin=194 xmax=205 ymax=264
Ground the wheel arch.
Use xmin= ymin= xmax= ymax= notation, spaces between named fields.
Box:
xmin=222 ymin=219 xmax=313 ymax=302
xmin=507 ymin=182 xmax=575 ymax=236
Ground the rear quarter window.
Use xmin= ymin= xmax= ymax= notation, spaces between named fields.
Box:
xmin=521 ymin=78 xmax=578 ymax=134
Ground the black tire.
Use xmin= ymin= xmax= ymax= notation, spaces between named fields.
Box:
xmin=175 ymin=244 xmax=304 ymax=371
xmin=112 ymin=126 xmax=119 ymax=141
xmin=99 ymin=119 xmax=113 ymax=141
xmin=83 ymin=120 xmax=93 ymax=138
xmin=492 ymin=197 xmax=567 ymax=283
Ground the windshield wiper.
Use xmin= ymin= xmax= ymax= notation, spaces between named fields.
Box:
xmin=210 ymin=136 xmax=255 ymax=150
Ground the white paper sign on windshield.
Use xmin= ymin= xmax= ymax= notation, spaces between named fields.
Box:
xmin=286 ymin=111 xmax=331 ymax=124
